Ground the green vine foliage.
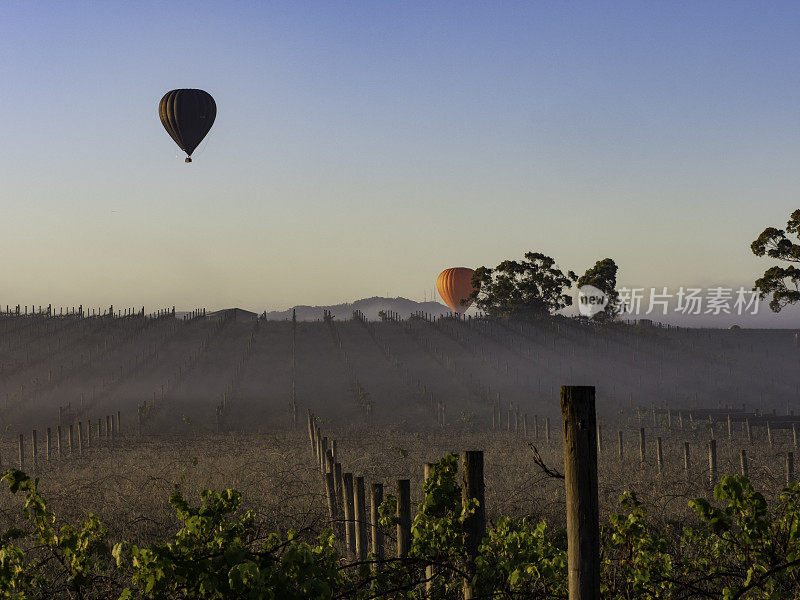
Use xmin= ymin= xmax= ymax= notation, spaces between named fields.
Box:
xmin=7 ymin=466 xmax=800 ymax=599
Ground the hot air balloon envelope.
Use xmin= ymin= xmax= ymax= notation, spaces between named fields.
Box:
xmin=159 ymin=89 xmax=216 ymax=162
xmin=437 ymin=267 xmax=476 ymax=314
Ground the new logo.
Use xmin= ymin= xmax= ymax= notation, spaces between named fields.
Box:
xmin=577 ymin=285 xmax=608 ymax=317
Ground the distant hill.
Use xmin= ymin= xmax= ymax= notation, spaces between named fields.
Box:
xmin=266 ymin=297 xmax=451 ymax=321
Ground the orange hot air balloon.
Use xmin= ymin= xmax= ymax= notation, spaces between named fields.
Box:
xmin=437 ymin=267 xmax=476 ymax=314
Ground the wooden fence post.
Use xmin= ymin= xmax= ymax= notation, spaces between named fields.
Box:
xmin=708 ymin=439 xmax=717 ymax=487
xmin=424 ymin=463 xmax=436 ymax=596
xmin=639 ymin=428 xmax=646 ymax=467
xmin=355 ymin=477 xmax=368 ymax=563
xmin=325 ymin=449 xmax=334 ymax=476
xmin=334 ymin=462 xmax=344 ymax=510
xmin=320 ymin=436 xmax=328 ymax=474
xmin=343 ymin=473 xmax=356 ymax=558
xmin=561 ymin=385 xmax=601 ymax=600
xmin=618 ymin=430 xmax=624 ymax=459
xmin=370 ymin=483 xmax=384 ymax=570
xmin=462 ymin=450 xmax=485 ymax=599
xmin=656 ymin=437 xmax=664 ymax=474
xmin=596 ymin=424 xmax=603 ymax=454
xmin=324 ymin=470 xmax=337 ymax=521
xmin=684 ymin=441 xmax=690 ymax=477
xmin=57 ymin=425 xmax=63 ymax=458
xmin=740 ymin=449 xmax=748 ymax=477
xmin=397 ymin=479 xmax=411 ymax=558
xmin=307 ymin=410 xmax=314 ymax=453
xmin=31 ymin=430 xmax=37 ymax=470
xmin=18 ymin=434 xmax=24 ymax=469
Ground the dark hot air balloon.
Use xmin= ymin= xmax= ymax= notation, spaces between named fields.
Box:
xmin=437 ymin=267 xmax=476 ymax=314
xmin=159 ymin=89 xmax=216 ymax=163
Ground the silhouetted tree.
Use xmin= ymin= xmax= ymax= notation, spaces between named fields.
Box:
xmin=751 ymin=209 xmax=800 ymax=312
xmin=469 ymin=251 xmax=577 ymax=318
xmin=577 ymin=258 xmax=620 ymax=321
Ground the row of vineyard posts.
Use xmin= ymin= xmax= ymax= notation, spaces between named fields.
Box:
xmin=5 ymin=410 xmax=123 ymax=473
xmin=491 ymin=396 xmax=800 ymax=489
xmin=305 ymin=386 xmax=602 ymax=600
xmin=305 ymin=407 xmax=487 ymax=598
xmin=343 ymin=310 xmax=800 ymax=492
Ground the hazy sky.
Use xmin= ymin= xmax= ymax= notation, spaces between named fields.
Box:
xmin=2 ymin=2 xmax=799 ymax=324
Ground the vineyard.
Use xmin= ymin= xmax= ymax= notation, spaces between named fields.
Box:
xmin=2 ymin=307 xmax=800 ymax=599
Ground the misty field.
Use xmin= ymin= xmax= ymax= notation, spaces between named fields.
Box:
xmin=2 ymin=309 xmax=800 ymax=598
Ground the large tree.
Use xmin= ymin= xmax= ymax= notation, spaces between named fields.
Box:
xmin=751 ymin=209 xmax=800 ymax=312
xmin=577 ymin=258 xmax=620 ymax=321
xmin=469 ymin=251 xmax=577 ymax=318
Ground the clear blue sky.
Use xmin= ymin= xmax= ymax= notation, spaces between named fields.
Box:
xmin=1 ymin=1 xmax=799 ymax=324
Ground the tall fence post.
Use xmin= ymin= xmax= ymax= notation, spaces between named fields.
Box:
xmin=31 ymin=430 xmax=37 ymax=471
xmin=424 ymin=463 xmax=436 ymax=596
xmin=370 ymin=483 xmax=384 ymax=571
xmin=355 ymin=477 xmax=368 ymax=565
xmin=324 ymin=469 xmax=337 ymax=520
xmin=334 ymin=463 xmax=344 ymax=512
xmin=396 ymin=479 xmax=411 ymax=558
xmin=656 ymin=436 xmax=664 ymax=474
xmin=639 ymin=427 xmax=646 ymax=467
xmin=343 ymin=473 xmax=356 ymax=559
xmin=708 ymin=439 xmax=717 ymax=487
xmin=561 ymin=385 xmax=601 ymax=600
xmin=684 ymin=442 xmax=691 ymax=478
xmin=596 ymin=424 xmax=603 ymax=454
xmin=462 ymin=450 xmax=485 ymax=599
xmin=307 ymin=410 xmax=314 ymax=453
